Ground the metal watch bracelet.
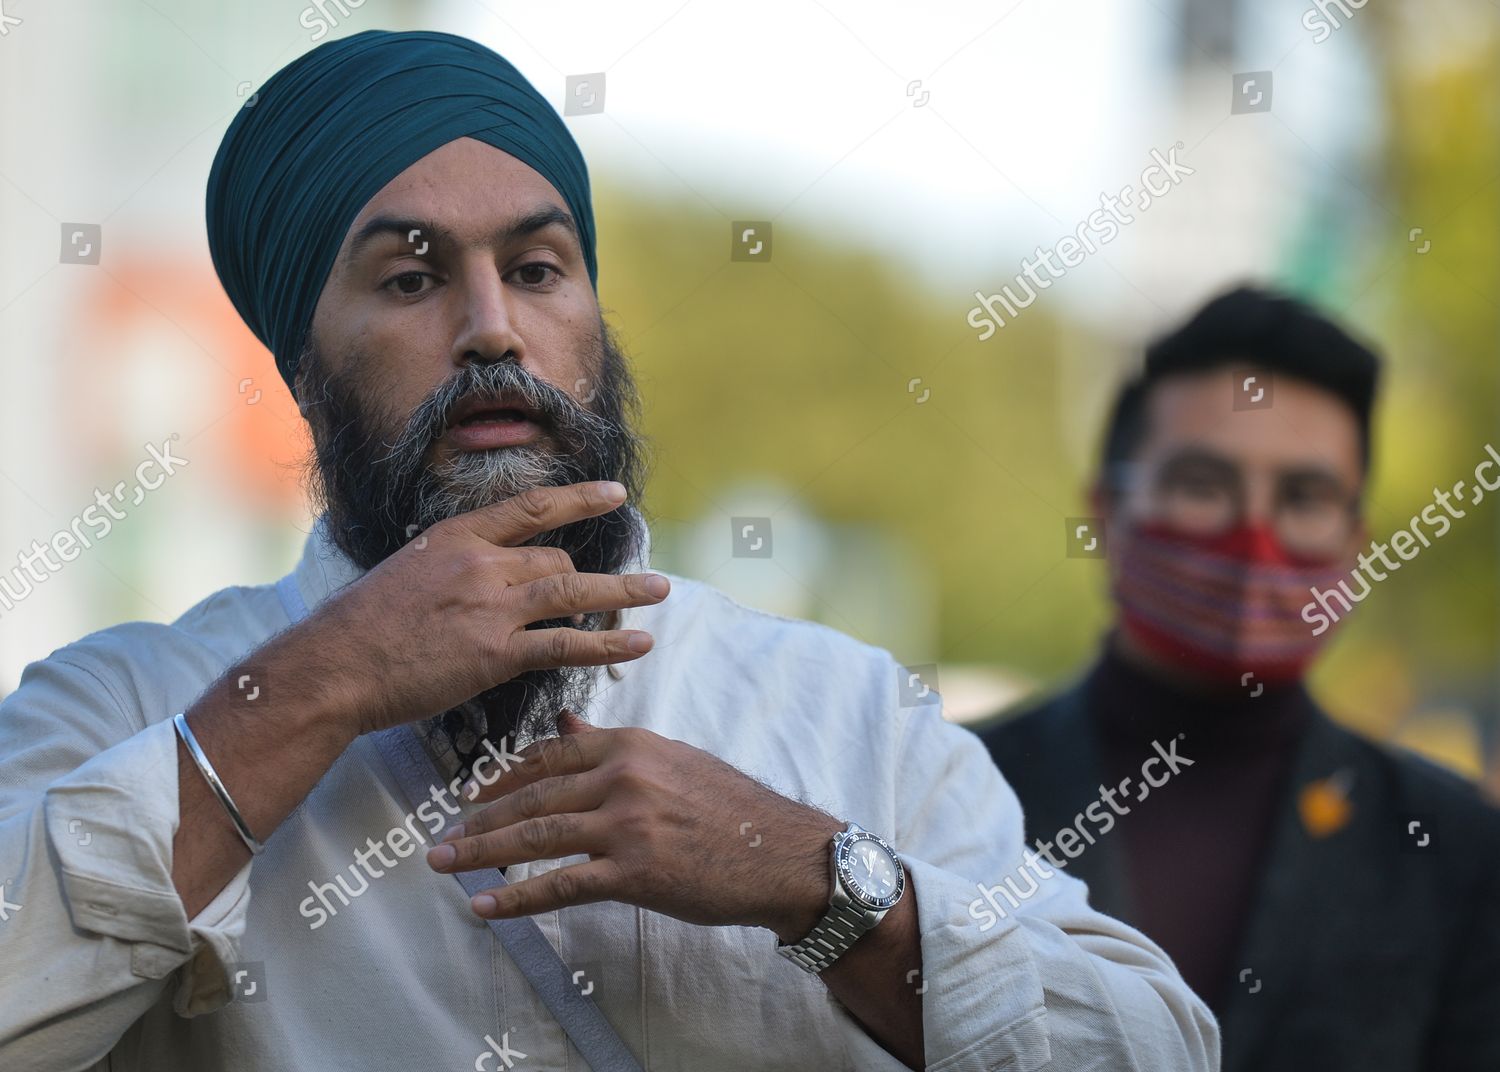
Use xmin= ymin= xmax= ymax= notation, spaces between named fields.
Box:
xmin=777 ymin=823 xmax=903 ymax=974
xmin=777 ymin=899 xmax=884 ymax=973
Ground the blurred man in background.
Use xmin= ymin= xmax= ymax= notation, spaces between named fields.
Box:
xmin=980 ymin=286 xmax=1500 ymax=1072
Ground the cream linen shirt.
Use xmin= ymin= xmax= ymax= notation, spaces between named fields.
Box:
xmin=0 ymin=515 xmax=1218 ymax=1071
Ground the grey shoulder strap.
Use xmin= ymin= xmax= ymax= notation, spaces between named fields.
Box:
xmin=275 ymin=573 xmax=642 ymax=1072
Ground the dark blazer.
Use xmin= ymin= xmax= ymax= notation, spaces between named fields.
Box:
xmin=978 ymin=680 xmax=1500 ymax=1072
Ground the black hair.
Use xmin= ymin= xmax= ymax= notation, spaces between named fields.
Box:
xmin=1101 ymin=285 xmax=1382 ymax=477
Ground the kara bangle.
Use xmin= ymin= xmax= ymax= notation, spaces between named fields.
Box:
xmin=173 ymin=711 xmax=263 ymax=856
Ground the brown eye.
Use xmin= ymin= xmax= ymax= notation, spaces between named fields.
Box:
xmin=515 ymin=263 xmax=557 ymax=286
xmin=391 ymin=272 xmax=427 ymax=295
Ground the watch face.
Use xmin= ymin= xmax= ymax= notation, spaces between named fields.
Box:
xmin=838 ymin=832 xmax=904 ymax=909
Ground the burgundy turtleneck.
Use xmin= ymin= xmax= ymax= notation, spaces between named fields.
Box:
xmin=1086 ymin=636 xmax=1316 ymax=1012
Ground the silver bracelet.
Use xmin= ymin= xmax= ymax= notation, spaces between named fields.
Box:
xmin=173 ymin=711 xmax=263 ymax=856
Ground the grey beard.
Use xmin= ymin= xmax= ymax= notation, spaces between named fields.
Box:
xmin=295 ymin=322 xmax=650 ymax=779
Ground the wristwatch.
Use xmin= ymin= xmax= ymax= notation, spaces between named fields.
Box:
xmin=776 ymin=821 xmax=906 ymax=973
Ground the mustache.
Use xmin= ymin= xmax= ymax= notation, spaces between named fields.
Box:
xmin=381 ymin=361 xmax=613 ymax=472
xmin=297 ymin=319 xmax=648 ymax=578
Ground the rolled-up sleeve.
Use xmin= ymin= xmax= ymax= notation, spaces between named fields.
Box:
xmin=831 ymin=684 xmax=1220 ymax=1072
xmin=0 ymin=646 xmax=253 ymax=1071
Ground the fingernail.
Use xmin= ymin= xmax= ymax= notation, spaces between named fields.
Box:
xmin=644 ymin=574 xmax=669 ymax=597
xmin=427 ymin=844 xmax=456 ymax=869
xmin=441 ymin=824 xmax=465 ymax=843
xmin=600 ymin=481 xmax=626 ymax=501
xmin=472 ymin=894 xmax=497 ymax=916
xmin=461 ymin=780 xmax=479 ymax=800
xmin=627 ymin=631 xmax=653 ymax=652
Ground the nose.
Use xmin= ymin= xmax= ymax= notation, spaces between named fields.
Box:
xmin=1241 ymin=472 xmax=1278 ymax=530
xmin=448 ymin=263 xmax=525 ymax=371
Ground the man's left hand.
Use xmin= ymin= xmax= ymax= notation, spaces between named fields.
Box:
xmin=425 ymin=710 xmax=842 ymax=942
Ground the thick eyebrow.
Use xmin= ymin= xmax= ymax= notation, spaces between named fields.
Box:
xmin=343 ymin=205 xmax=579 ymax=264
xmin=1159 ymin=447 xmax=1351 ymax=493
xmin=1277 ymin=465 xmax=1353 ymax=494
xmin=1157 ymin=446 xmax=1239 ymax=479
xmin=505 ymin=205 xmax=578 ymax=245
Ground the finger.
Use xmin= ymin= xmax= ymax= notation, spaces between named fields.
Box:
xmin=443 ymin=770 xmax=605 ymax=843
xmin=457 ymin=482 xmax=628 ymax=548
xmin=495 ymin=544 xmax=577 ymax=587
xmin=506 ymin=627 xmax=655 ymax=676
xmin=426 ymin=810 xmax=603 ymax=873
xmin=465 ymin=727 xmax=612 ymax=804
xmin=558 ymin=708 xmax=596 ymax=735
xmin=512 ymin=571 xmax=669 ymax=623
xmin=469 ymin=859 xmax=625 ymax=919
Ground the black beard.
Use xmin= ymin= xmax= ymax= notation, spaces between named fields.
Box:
xmin=296 ymin=321 xmax=650 ymax=779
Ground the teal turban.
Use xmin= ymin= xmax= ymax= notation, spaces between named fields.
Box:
xmin=206 ymin=29 xmax=598 ymax=400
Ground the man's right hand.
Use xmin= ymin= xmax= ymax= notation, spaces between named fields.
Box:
xmin=303 ymin=481 xmax=669 ymax=736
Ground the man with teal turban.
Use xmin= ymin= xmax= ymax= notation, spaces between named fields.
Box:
xmin=0 ymin=29 xmax=1216 ymax=1072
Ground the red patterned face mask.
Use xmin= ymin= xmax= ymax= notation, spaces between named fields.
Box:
xmin=1111 ymin=521 xmax=1350 ymax=685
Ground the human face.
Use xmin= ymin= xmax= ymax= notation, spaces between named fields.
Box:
xmin=298 ymin=135 xmax=645 ymax=572
xmin=1103 ymin=366 xmax=1365 ymax=561
xmin=1098 ymin=366 xmax=1366 ymax=687
xmin=303 ymin=135 xmax=602 ymax=465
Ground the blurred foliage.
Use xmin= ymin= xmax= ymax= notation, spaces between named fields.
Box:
xmin=595 ymin=184 xmax=1108 ymax=686
xmin=588 ymin=11 xmax=1499 ymax=771
xmin=1308 ymin=11 xmax=1500 ymax=748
